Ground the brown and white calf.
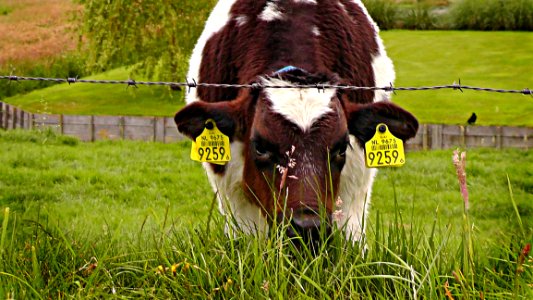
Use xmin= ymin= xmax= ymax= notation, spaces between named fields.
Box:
xmin=175 ymin=0 xmax=418 ymax=243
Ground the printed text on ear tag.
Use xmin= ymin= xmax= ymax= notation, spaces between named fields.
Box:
xmin=364 ymin=123 xmax=406 ymax=168
xmin=190 ymin=119 xmax=231 ymax=165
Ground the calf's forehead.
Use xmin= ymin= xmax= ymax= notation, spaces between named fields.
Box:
xmin=261 ymin=78 xmax=337 ymax=133
xmin=253 ymin=88 xmax=348 ymax=149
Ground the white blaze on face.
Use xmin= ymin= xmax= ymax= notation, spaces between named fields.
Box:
xmin=262 ymin=78 xmax=336 ymax=132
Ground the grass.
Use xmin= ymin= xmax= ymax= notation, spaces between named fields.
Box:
xmin=3 ymin=31 xmax=533 ymax=126
xmin=2 ymin=67 xmax=183 ymax=116
xmin=0 ymin=129 xmax=532 ymax=298
xmin=382 ymin=30 xmax=533 ymax=126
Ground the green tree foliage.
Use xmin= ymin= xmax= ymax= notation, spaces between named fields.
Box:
xmin=76 ymin=0 xmax=217 ymax=80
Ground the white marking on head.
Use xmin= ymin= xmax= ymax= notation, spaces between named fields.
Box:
xmin=293 ymin=0 xmax=317 ymax=4
xmin=259 ymin=1 xmax=285 ymax=22
xmin=311 ymin=26 xmax=320 ymax=36
xmin=235 ymin=15 xmax=248 ymax=27
xmin=261 ymin=77 xmax=335 ymax=132
xmin=186 ymin=0 xmax=237 ymax=104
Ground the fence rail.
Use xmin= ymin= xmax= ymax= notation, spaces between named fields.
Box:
xmin=1 ymin=101 xmax=532 ymax=150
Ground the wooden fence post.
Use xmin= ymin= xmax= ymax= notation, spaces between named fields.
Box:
xmin=120 ymin=116 xmax=125 ymax=139
xmin=90 ymin=115 xmax=95 ymax=142
xmin=422 ymin=124 xmax=428 ymax=150
xmin=459 ymin=125 xmax=465 ymax=148
xmin=163 ymin=117 xmax=167 ymax=143
xmin=19 ymin=109 xmax=24 ymax=129
xmin=430 ymin=124 xmax=443 ymax=150
xmin=0 ymin=102 xmax=4 ymax=129
xmin=12 ymin=107 xmax=18 ymax=129
xmin=153 ymin=116 xmax=157 ymax=142
xmin=60 ymin=114 xmax=64 ymax=135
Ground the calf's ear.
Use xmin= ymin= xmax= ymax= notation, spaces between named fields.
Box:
xmin=345 ymin=101 xmax=419 ymax=147
xmin=174 ymin=100 xmax=244 ymax=141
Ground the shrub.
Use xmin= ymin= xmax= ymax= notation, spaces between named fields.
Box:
xmin=400 ymin=2 xmax=438 ymax=30
xmin=0 ymin=53 xmax=87 ymax=100
xmin=362 ymin=0 xmax=398 ymax=30
xmin=450 ymin=0 xmax=533 ymax=30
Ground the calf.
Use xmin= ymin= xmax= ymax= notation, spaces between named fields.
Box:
xmin=175 ymin=0 xmax=418 ymax=244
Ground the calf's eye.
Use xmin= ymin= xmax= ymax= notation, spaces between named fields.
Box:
xmin=255 ymin=145 xmax=270 ymax=158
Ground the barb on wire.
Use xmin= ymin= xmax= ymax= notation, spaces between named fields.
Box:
xmin=0 ymin=75 xmax=531 ymax=96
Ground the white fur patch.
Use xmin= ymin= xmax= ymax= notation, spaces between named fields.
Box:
xmin=336 ymin=135 xmax=377 ymax=241
xmin=259 ymin=1 xmax=285 ymax=22
xmin=186 ymin=0 xmax=237 ymax=104
xmin=311 ymin=26 xmax=320 ymax=36
xmin=293 ymin=0 xmax=317 ymax=4
xmin=262 ymin=78 xmax=335 ymax=132
xmin=235 ymin=15 xmax=248 ymax=27
xmin=348 ymin=0 xmax=396 ymax=102
xmin=371 ymin=51 xmax=395 ymax=101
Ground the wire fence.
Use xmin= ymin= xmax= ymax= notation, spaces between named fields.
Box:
xmin=1 ymin=75 xmax=532 ymax=95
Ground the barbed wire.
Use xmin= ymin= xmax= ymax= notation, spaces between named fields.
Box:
xmin=0 ymin=75 xmax=531 ymax=95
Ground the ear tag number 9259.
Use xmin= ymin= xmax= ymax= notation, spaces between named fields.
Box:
xmin=190 ymin=119 xmax=231 ymax=165
xmin=364 ymin=123 xmax=406 ymax=168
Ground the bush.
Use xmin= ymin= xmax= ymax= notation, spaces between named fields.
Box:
xmin=362 ymin=0 xmax=398 ymax=30
xmin=450 ymin=0 xmax=533 ymax=30
xmin=400 ymin=2 xmax=438 ymax=30
xmin=0 ymin=53 xmax=87 ymax=100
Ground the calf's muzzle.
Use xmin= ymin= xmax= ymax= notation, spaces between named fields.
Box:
xmin=277 ymin=209 xmax=332 ymax=247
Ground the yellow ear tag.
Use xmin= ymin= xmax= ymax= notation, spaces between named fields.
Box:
xmin=190 ymin=119 xmax=231 ymax=165
xmin=364 ymin=123 xmax=406 ymax=168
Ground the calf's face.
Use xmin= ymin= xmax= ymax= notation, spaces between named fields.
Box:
xmin=174 ymin=75 xmax=418 ymax=244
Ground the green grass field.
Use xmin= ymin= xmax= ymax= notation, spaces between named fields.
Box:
xmin=2 ymin=67 xmax=183 ymax=117
xmin=3 ymin=31 xmax=533 ymax=126
xmin=383 ymin=30 xmax=533 ymax=126
xmin=1 ymin=130 xmax=531 ymax=298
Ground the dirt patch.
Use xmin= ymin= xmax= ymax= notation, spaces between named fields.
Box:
xmin=0 ymin=0 xmax=81 ymax=66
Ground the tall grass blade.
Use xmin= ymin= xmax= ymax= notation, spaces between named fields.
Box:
xmin=1 ymin=207 xmax=9 ymax=255
xmin=506 ymin=174 xmax=524 ymax=237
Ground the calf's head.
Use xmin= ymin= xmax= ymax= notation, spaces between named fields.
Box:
xmin=175 ymin=70 xmax=418 ymax=244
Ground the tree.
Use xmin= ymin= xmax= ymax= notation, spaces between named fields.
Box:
xmin=76 ymin=0 xmax=217 ymax=81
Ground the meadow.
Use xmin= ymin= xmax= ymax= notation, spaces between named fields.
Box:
xmin=0 ymin=129 xmax=531 ymax=298
xmin=1 ymin=0 xmax=532 ymax=298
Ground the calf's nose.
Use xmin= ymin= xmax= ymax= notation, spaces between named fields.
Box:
xmin=282 ymin=209 xmax=332 ymax=244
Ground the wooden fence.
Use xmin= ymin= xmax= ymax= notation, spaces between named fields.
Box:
xmin=1 ymin=101 xmax=532 ymax=149
xmin=0 ymin=101 xmax=184 ymax=142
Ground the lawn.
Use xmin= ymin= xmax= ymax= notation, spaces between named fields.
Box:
xmin=2 ymin=67 xmax=183 ymax=117
xmin=382 ymin=30 xmax=533 ymax=126
xmin=0 ymin=130 xmax=531 ymax=298
xmin=3 ymin=31 xmax=533 ymax=126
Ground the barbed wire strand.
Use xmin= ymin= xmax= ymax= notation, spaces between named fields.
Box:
xmin=0 ymin=75 xmax=531 ymax=95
